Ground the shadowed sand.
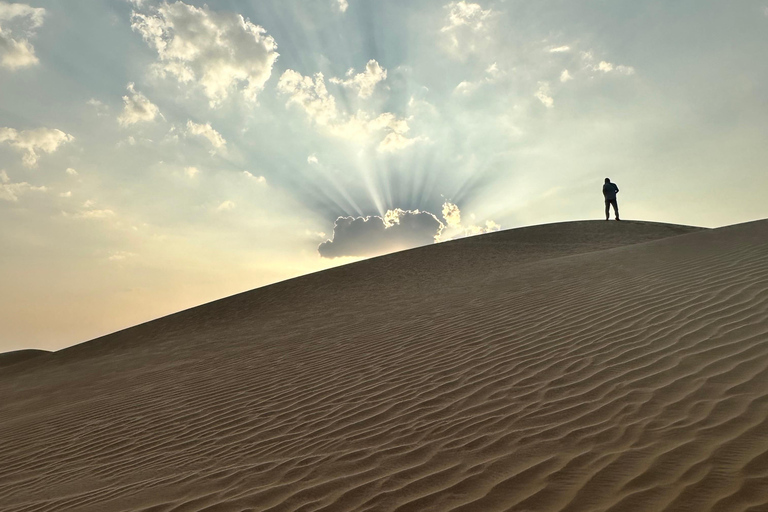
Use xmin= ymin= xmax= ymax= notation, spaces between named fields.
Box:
xmin=3 ymin=219 xmax=768 ymax=511
xmin=0 ymin=350 xmax=50 ymax=369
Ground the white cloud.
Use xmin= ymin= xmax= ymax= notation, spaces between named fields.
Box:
xmin=59 ymin=191 xmax=71 ymax=198
xmin=108 ymin=250 xmax=135 ymax=262
xmin=0 ymin=169 xmax=46 ymax=201
xmin=549 ymin=45 xmax=570 ymax=53
xmin=217 ymin=200 xmax=236 ymax=211
xmin=65 ymin=167 xmax=78 ymax=176
xmin=118 ymin=83 xmax=161 ymax=126
xmin=560 ymin=69 xmax=573 ymax=82
xmin=243 ymin=171 xmax=266 ymax=183
xmin=454 ymin=80 xmax=478 ymax=95
xmin=581 ymin=52 xmax=635 ymax=76
xmin=278 ymin=70 xmax=338 ymax=126
xmin=87 ymin=98 xmax=109 ymax=116
xmin=0 ymin=127 xmax=74 ymax=167
xmin=278 ymin=69 xmax=421 ymax=152
xmin=0 ymin=180 xmax=45 ymax=201
xmin=436 ymin=202 xmax=501 ymax=241
xmin=597 ymin=61 xmax=613 ymax=72
xmin=442 ymin=201 xmax=461 ymax=228
xmin=131 ymin=1 xmax=279 ymax=106
xmin=184 ymin=166 xmax=199 ymax=178
xmin=441 ymin=1 xmax=493 ymax=57
xmin=616 ymin=65 xmax=636 ymax=75
xmin=67 ymin=208 xmax=115 ymax=219
xmin=535 ymin=82 xmax=554 ymax=108
xmin=336 ymin=0 xmax=349 ymax=13
xmin=0 ymin=1 xmax=45 ymax=70
xmin=307 ymin=154 xmax=319 ymax=164
xmin=186 ymin=120 xmax=226 ymax=149
xmin=329 ymin=59 xmax=387 ymax=99
xmin=454 ymin=62 xmax=501 ymax=95
xmin=442 ymin=1 xmax=491 ymax=32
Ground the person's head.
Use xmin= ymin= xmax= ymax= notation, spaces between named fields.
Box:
xmin=605 ymin=178 xmax=611 ymax=183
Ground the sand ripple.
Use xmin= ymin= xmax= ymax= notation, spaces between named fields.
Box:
xmin=2 ymin=220 xmax=768 ymax=511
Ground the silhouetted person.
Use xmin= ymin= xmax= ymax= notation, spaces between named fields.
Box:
xmin=603 ymin=178 xmax=620 ymax=221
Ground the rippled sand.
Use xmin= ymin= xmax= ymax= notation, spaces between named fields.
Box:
xmin=3 ymin=219 xmax=768 ymax=512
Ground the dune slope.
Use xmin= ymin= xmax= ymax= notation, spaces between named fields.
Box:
xmin=3 ymin=220 xmax=768 ymax=512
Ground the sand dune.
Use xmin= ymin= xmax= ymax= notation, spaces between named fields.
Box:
xmin=3 ymin=219 xmax=768 ymax=511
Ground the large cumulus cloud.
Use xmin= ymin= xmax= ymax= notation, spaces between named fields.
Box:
xmin=318 ymin=203 xmax=501 ymax=258
xmin=318 ymin=209 xmax=443 ymax=259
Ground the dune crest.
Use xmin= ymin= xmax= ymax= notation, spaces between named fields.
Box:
xmin=4 ymin=219 xmax=768 ymax=512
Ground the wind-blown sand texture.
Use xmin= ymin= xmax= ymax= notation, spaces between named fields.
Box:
xmin=4 ymin=219 xmax=768 ymax=512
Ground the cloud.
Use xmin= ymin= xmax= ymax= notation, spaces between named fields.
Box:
xmin=70 ymin=208 xmax=115 ymax=219
xmin=0 ymin=169 xmax=46 ymax=201
xmin=59 ymin=190 xmax=71 ymax=197
xmin=441 ymin=1 xmax=494 ymax=58
xmin=336 ymin=0 xmax=348 ymax=13
xmin=86 ymin=98 xmax=109 ymax=116
xmin=454 ymin=62 xmax=501 ymax=95
xmin=278 ymin=69 xmax=421 ymax=152
xmin=108 ymin=250 xmax=135 ymax=262
xmin=318 ymin=202 xmax=501 ymax=258
xmin=581 ymin=51 xmax=635 ymax=76
xmin=307 ymin=154 xmax=319 ymax=164
xmin=184 ymin=166 xmax=199 ymax=178
xmin=186 ymin=120 xmax=226 ymax=149
xmin=217 ymin=200 xmax=236 ymax=211
xmin=436 ymin=202 xmax=501 ymax=241
xmin=243 ymin=171 xmax=266 ymax=183
xmin=442 ymin=201 xmax=461 ymax=227
xmin=65 ymin=167 xmax=78 ymax=176
xmin=597 ymin=61 xmax=613 ymax=72
xmin=560 ymin=69 xmax=573 ymax=82
xmin=318 ymin=209 xmax=444 ymax=258
xmin=549 ymin=45 xmax=570 ymax=53
xmin=329 ymin=59 xmax=387 ymax=99
xmin=442 ymin=1 xmax=491 ymax=32
xmin=0 ymin=127 xmax=74 ymax=167
xmin=535 ymin=82 xmax=554 ymax=108
xmin=131 ymin=1 xmax=279 ymax=106
xmin=118 ymin=83 xmax=161 ymax=126
xmin=0 ymin=1 xmax=45 ymax=70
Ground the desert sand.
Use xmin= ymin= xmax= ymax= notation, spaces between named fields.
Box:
xmin=3 ymin=219 xmax=768 ymax=511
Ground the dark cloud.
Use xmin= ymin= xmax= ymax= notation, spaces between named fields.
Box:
xmin=318 ymin=209 xmax=443 ymax=259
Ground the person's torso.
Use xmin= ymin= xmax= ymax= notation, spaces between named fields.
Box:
xmin=603 ymin=183 xmax=618 ymax=199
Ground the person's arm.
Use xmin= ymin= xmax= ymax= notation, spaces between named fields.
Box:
xmin=614 ymin=184 xmax=619 ymax=193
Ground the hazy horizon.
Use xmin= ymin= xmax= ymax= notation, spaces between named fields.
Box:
xmin=2 ymin=0 xmax=768 ymax=352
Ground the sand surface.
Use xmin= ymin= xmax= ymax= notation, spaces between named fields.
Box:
xmin=3 ymin=219 xmax=768 ymax=511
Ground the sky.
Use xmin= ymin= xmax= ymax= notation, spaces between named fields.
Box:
xmin=2 ymin=0 xmax=768 ymax=352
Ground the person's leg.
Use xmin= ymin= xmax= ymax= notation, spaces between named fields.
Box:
xmin=605 ymin=200 xmax=610 ymax=220
xmin=612 ymin=199 xmax=620 ymax=220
